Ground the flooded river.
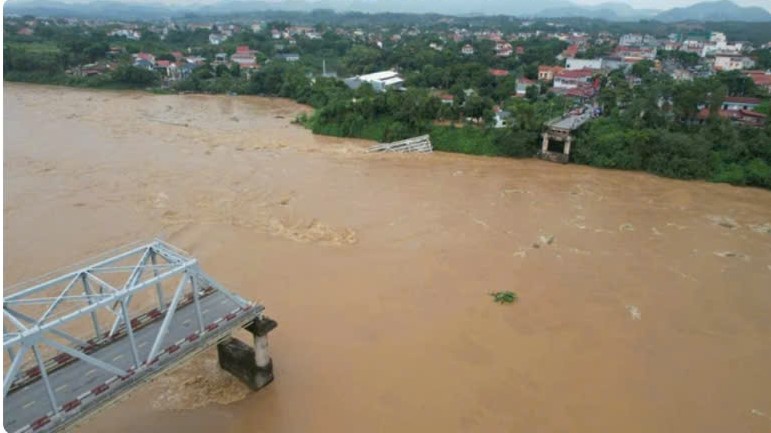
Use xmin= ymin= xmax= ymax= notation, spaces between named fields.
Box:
xmin=4 ymin=83 xmax=771 ymax=433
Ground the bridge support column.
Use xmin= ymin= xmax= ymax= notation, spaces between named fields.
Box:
xmin=217 ymin=316 xmax=278 ymax=391
xmin=564 ymin=136 xmax=572 ymax=156
xmin=541 ymin=133 xmax=549 ymax=153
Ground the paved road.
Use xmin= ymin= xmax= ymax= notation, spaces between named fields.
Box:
xmin=4 ymin=291 xmax=248 ymax=432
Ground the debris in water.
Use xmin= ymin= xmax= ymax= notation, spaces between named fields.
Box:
xmin=539 ymin=234 xmax=555 ymax=245
xmin=626 ymin=305 xmax=641 ymax=320
xmin=713 ymin=251 xmax=749 ymax=260
xmin=750 ymin=409 xmax=771 ymax=420
xmin=619 ymin=223 xmax=635 ymax=232
xmin=748 ymin=223 xmax=771 ymax=234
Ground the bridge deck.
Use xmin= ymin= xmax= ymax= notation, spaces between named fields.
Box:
xmin=548 ymin=113 xmax=591 ymax=131
xmin=4 ymin=291 xmax=260 ymax=433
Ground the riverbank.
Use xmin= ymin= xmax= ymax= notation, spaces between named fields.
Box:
xmin=8 ymin=76 xmax=770 ymax=190
xmin=5 ymin=83 xmax=771 ymax=433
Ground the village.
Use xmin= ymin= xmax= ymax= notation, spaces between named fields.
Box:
xmin=6 ymin=14 xmax=770 ymax=130
xmin=4 ymin=11 xmax=771 ymax=185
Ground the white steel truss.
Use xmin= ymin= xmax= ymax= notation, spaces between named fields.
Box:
xmin=2 ymin=239 xmax=250 ymax=412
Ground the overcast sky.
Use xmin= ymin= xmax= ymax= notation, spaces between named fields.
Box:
xmin=572 ymin=0 xmax=771 ymax=10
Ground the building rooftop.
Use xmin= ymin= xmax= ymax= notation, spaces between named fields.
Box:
xmin=357 ymin=70 xmax=401 ymax=81
xmin=724 ymin=96 xmax=761 ymax=105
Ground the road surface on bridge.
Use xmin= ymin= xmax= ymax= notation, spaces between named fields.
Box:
xmin=4 ymin=290 xmax=252 ymax=432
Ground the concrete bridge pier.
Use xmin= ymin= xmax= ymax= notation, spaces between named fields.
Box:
xmin=217 ymin=316 xmax=278 ymax=391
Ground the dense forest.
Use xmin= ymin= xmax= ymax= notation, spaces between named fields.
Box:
xmin=4 ymin=15 xmax=771 ymax=188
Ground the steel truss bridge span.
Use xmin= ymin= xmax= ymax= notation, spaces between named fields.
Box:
xmin=3 ymin=239 xmax=267 ymax=433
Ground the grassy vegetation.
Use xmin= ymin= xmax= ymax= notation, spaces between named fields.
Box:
xmin=490 ymin=291 xmax=518 ymax=304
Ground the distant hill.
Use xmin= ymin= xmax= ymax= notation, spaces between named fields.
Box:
xmin=654 ymin=0 xmax=771 ymax=22
xmin=4 ymin=0 xmax=176 ymax=19
xmin=4 ymin=0 xmax=770 ymax=22
xmin=536 ymin=2 xmax=659 ymax=21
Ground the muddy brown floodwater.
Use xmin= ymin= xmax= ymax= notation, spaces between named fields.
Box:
xmin=4 ymin=83 xmax=771 ymax=433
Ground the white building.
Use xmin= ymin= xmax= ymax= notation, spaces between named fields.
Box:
xmin=553 ymin=69 xmax=593 ymax=90
xmin=209 ymin=33 xmax=227 ymax=45
xmin=108 ymin=29 xmax=141 ymax=40
xmin=344 ymin=70 xmax=405 ymax=92
xmin=619 ymin=34 xmax=643 ymax=46
xmin=700 ymin=32 xmax=743 ymax=57
xmin=461 ymin=44 xmax=474 ymax=55
xmin=710 ymin=32 xmax=727 ymax=44
xmin=714 ymin=54 xmax=755 ymax=71
xmin=565 ymin=58 xmax=603 ymax=71
xmin=495 ymin=42 xmax=513 ymax=57
xmin=620 ymin=33 xmax=655 ymax=47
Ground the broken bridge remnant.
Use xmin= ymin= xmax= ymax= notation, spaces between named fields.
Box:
xmin=540 ymin=110 xmax=593 ymax=164
xmin=368 ymin=134 xmax=433 ymax=153
xmin=3 ymin=239 xmax=277 ymax=433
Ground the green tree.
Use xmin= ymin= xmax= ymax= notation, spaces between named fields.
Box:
xmin=111 ymin=65 xmax=159 ymax=87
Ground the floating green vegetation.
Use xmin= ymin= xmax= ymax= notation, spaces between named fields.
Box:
xmin=490 ymin=291 xmax=518 ymax=304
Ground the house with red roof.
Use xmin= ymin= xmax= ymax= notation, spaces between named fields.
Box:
xmin=697 ymin=108 xmax=766 ymax=127
xmin=554 ymin=69 xmax=594 ymax=89
xmin=538 ymin=65 xmax=564 ymax=82
xmin=155 ymin=60 xmax=171 ymax=75
xmin=231 ymin=46 xmax=259 ymax=68
xmin=560 ymin=44 xmax=579 ymax=59
xmin=489 ymin=68 xmax=509 ymax=77
xmin=134 ymin=52 xmax=156 ymax=65
xmin=495 ymin=42 xmax=513 ymax=57
xmin=722 ymin=97 xmax=762 ymax=111
xmin=437 ymin=93 xmax=455 ymax=105
xmin=745 ymin=70 xmax=771 ymax=92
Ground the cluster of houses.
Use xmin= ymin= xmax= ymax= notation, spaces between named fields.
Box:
xmin=129 ymin=51 xmax=200 ymax=80
xmin=16 ymin=13 xmax=768 ymax=127
xmin=128 ymin=45 xmax=265 ymax=80
xmin=536 ymin=65 xmax=599 ymax=99
xmin=697 ymin=96 xmax=767 ymax=127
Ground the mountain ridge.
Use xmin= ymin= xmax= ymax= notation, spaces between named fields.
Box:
xmin=653 ymin=0 xmax=771 ymax=22
xmin=4 ymin=0 xmax=770 ymax=22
